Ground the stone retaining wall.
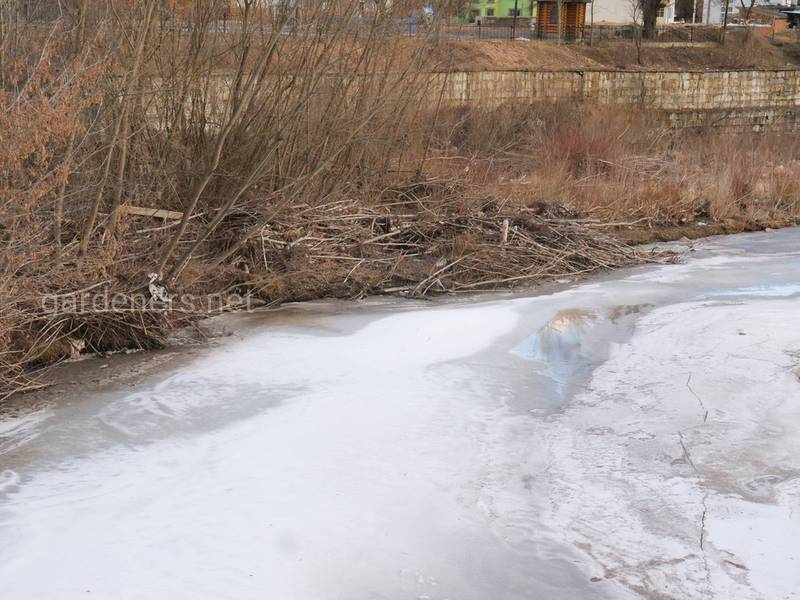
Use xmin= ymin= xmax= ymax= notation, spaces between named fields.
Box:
xmin=433 ymin=69 xmax=800 ymax=129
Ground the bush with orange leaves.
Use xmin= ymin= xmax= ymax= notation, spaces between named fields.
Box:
xmin=0 ymin=41 xmax=102 ymax=396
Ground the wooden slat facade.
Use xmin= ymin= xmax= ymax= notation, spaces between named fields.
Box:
xmin=535 ymin=1 xmax=587 ymax=40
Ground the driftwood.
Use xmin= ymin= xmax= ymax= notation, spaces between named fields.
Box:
xmin=119 ymin=206 xmax=184 ymax=221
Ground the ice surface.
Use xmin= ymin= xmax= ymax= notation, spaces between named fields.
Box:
xmin=1 ymin=228 xmax=800 ymax=599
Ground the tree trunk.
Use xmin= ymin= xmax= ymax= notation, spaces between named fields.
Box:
xmin=643 ymin=0 xmax=659 ymax=39
xmin=721 ymin=0 xmax=730 ymax=43
xmin=74 ymin=0 xmax=88 ymax=54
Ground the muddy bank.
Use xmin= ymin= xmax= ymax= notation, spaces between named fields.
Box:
xmin=4 ymin=214 xmax=794 ymax=403
xmin=613 ymin=216 xmax=799 ymax=245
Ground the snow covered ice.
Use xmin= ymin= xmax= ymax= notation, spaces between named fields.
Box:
xmin=1 ymin=229 xmax=800 ymax=599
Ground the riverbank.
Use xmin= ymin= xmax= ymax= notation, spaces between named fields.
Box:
xmin=5 ymin=145 xmax=800 ymax=402
xmin=3 ymin=220 xmax=794 ymax=409
xmin=5 ymin=6 xmax=800 ymax=401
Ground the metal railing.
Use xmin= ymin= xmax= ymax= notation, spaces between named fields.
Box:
xmin=448 ymin=23 xmax=527 ymax=40
xmin=589 ymin=24 xmax=722 ymax=43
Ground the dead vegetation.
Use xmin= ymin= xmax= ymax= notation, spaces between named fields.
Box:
xmin=1 ymin=1 xmax=798 ymax=399
xmin=434 ymin=31 xmax=800 ymax=72
xmin=202 ymin=183 xmax=651 ymax=303
xmin=430 ymin=102 xmax=800 ymax=233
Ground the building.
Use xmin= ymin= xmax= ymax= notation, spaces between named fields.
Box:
xmin=468 ymin=0 xmax=535 ymax=20
xmin=466 ymin=0 xmax=590 ymax=39
xmin=742 ymin=4 xmax=793 ymax=30
xmin=590 ymin=0 xmax=676 ymax=24
xmin=701 ymin=0 xmax=730 ymax=24
xmin=535 ymin=0 xmax=591 ymax=37
xmin=590 ymin=0 xmax=800 ymax=25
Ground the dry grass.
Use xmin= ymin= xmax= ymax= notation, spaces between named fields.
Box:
xmin=430 ymin=102 xmax=800 ymax=229
xmin=425 ymin=31 xmax=800 ymax=72
xmin=573 ymin=31 xmax=799 ymax=70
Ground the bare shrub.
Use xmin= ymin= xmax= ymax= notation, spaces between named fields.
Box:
xmin=0 ymin=1 xmax=447 ymax=396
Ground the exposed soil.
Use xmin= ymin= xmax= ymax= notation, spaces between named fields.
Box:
xmin=244 ymin=32 xmax=800 ymax=74
xmin=438 ymin=40 xmax=605 ymax=71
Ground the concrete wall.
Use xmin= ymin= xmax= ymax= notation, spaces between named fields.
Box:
xmin=433 ymin=68 xmax=800 ymax=130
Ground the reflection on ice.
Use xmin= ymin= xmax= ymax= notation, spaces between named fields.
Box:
xmin=520 ymin=308 xmax=598 ymax=364
xmin=514 ymin=305 xmax=650 ymax=398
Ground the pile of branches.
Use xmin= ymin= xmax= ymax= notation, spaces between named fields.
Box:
xmin=0 ymin=259 xmax=188 ymax=401
xmin=0 ymin=175 xmax=665 ymax=400
xmin=204 ymin=181 xmax=667 ymax=303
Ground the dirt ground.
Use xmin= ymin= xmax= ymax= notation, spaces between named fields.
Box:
xmin=434 ymin=32 xmax=800 ymax=71
xmin=260 ymin=32 xmax=800 ymax=74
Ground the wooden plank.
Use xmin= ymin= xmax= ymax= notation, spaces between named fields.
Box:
xmin=118 ymin=205 xmax=184 ymax=220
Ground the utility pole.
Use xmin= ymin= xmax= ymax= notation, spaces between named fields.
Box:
xmin=557 ymin=0 xmax=563 ymax=42
xmin=512 ymin=0 xmax=519 ymax=37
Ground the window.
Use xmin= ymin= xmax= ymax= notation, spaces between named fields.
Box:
xmin=486 ymin=7 xmax=494 ymax=15
xmin=657 ymin=5 xmax=665 ymax=17
xmin=509 ymin=8 xmax=521 ymax=15
xmin=548 ymin=4 xmax=559 ymax=24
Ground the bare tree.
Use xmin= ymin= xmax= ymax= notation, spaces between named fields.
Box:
xmin=79 ymin=0 xmax=159 ymax=253
xmin=630 ymin=0 xmax=645 ymax=64
xmin=739 ymin=0 xmax=756 ymax=21
xmin=721 ymin=0 xmax=731 ymax=43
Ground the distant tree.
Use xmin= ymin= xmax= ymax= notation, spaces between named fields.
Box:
xmin=739 ymin=0 xmax=756 ymax=20
xmin=739 ymin=0 xmax=757 ymax=41
xmin=641 ymin=0 xmax=663 ymax=38
xmin=721 ymin=0 xmax=730 ymax=42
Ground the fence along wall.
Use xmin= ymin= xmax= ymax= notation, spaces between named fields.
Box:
xmin=433 ymin=69 xmax=800 ymax=129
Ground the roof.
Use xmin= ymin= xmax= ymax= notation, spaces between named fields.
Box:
xmin=749 ymin=4 xmax=791 ymax=16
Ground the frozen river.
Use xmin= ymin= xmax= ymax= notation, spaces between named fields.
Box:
xmin=1 ymin=229 xmax=800 ymax=599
